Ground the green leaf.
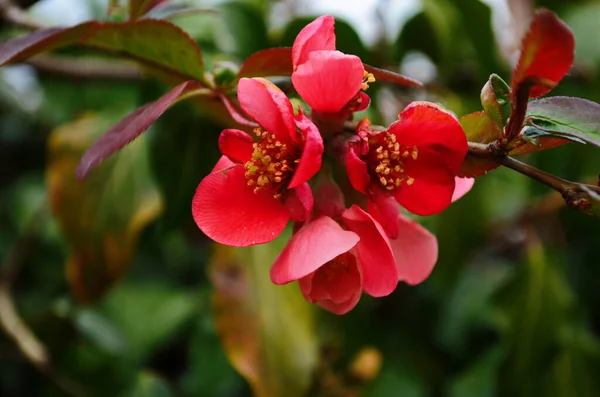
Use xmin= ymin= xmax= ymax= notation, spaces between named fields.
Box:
xmin=46 ymin=112 xmax=163 ymax=302
xmin=480 ymin=74 xmax=511 ymax=128
xmin=447 ymin=0 xmax=499 ymax=77
xmin=220 ymin=2 xmax=270 ymax=60
xmin=81 ymin=20 xmax=205 ymax=81
xmin=102 ymin=282 xmax=197 ymax=360
xmin=122 ymin=371 xmax=173 ymax=397
xmin=457 ymin=111 xmax=502 ymax=177
xmin=0 ymin=20 xmax=205 ymax=82
xmin=525 ymin=96 xmax=600 ymax=147
xmin=438 ymin=263 xmax=510 ymax=353
xmin=394 ymin=12 xmax=440 ymax=64
xmin=74 ymin=309 xmax=128 ymax=355
xmin=449 ymin=347 xmax=505 ymax=397
xmin=494 ymin=237 xmax=575 ymax=395
xmin=181 ymin=315 xmax=244 ymax=396
xmin=210 ymin=235 xmax=318 ymax=397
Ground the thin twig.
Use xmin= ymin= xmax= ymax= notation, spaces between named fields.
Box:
xmin=0 ymin=202 xmax=87 ymax=397
xmin=0 ymin=0 xmax=144 ymax=82
xmin=0 ymin=0 xmax=47 ymax=29
xmin=27 ymin=54 xmax=143 ymax=82
xmin=468 ymin=141 xmax=600 ymax=212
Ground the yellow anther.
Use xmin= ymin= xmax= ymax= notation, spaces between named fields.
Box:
xmin=244 ymin=128 xmax=297 ymax=195
xmin=369 ymin=131 xmax=419 ymax=192
xmin=361 ymin=71 xmax=376 ymax=91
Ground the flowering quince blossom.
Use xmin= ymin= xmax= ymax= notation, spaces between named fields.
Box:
xmin=269 ymin=181 xmax=439 ymax=314
xmin=291 ymin=15 xmax=373 ymax=118
xmin=190 ymin=14 xmax=474 ymax=315
xmin=346 ymin=102 xmax=469 ymax=230
xmin=192 ymin=77 xmax=324 ymax=247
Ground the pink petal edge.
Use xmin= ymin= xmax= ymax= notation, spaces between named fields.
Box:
xmin=270 ymin=216 xmax=359 ymax=284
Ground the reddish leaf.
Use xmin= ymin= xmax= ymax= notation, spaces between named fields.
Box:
xmin=508 ymin=96 xmax=600 ymax=155
xmin=76 ymin=80 xmax=206 ymax=179
xmin=129 ymin=0 xmax=165 ymax=20
xmin=0 ymin=23 xmax=95 ymax=66
xmin=458 ymin=112 xmax=502 ymax=177
xmin=508 ymin=136 xmax=571 ymax=156
xmin=0 ymin=19 xmax=205 ymax=81
xmin=47 ymin=114 xmax=162 ymax=302
xmin=236 ymin=47 xmax=294 ymax=80
xmin=461 ymin=111 xmax=503 ymax=145
xmin=525 ymin=97 xmax=600 ymax=147
xmin=363 ymin=64 xmax=422 ymax=87
xmin=512 ymin=9 xmax=574 ymax=98
xmin=210 ymin=242 xmax=317 ymax=397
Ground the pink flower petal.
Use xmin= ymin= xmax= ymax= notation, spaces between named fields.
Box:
xmin=292 ymin=50 xmax=364 ymax=113
xmin=452 ymin=177 xmax=474 ymax=202
xmin=238 ymin=78 xmax=295 ymax=142
xmin=218 ymin=129 xmax=253 ymax=163
xmin=346 ymin=144 xmax=370 ymax=194
xmin=390 ymin=214 xmax=438 ymax=285
xmin=270 ymin=216 xmax=359 ymax=284
xmin=192 ymin=164 xmax=289 ymax=247
xmin=341 ymin=205 xmax=398 ymax=297
xmin=284 ymin=182 xmax=313 ymax=222
xmin=298 ymin=252 xmax=361 ymax=304
xmin=211 ymin=155 xmax=235 ymax=173
xmin=314 ymin=293 xmax=362 ymax=315
xmin=288 ymin=110 xmax=324 ymax=188
xmin=367 ymin=189 xmax=401 ymax=238
xmin=390 ymin=102 xmax=467 ymax=174
xmin=292 ymin=15 xmax=336 ymax=67
xmin=395 ymin=151 xmax=456 ymax=216
xmin=298 ymin=254 xmax=363 ymax=316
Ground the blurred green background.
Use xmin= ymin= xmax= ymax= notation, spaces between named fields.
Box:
xmin=1 ymin=0 xmax=600 ymax=396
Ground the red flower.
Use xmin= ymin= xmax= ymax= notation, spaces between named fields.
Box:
xmin=347 ymin=102 xmax=468 ymax=218
xmin=270 ymin=206 xmax=397 ymax=314
xmin=291 ymin=15 xmax=372 ymax=114
xmin=192 ymin=77 xmax=324 ymax=247
xmin=270 ymin=179 xmax=439 ymax=314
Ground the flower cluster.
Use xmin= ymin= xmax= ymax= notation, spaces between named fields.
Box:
xmin=193 ymin=16 xmax=471 ymax=314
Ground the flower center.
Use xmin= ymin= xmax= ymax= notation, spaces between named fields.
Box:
xmin=244 ymin=128 xmax=296 ymax=198
xmin=316 ymin=252 xmax=356 ymax=282
xmin=368 ymin=132 xmax=418 ymax=192
xmin=362 ymin=71 xmax=376 ymax=91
